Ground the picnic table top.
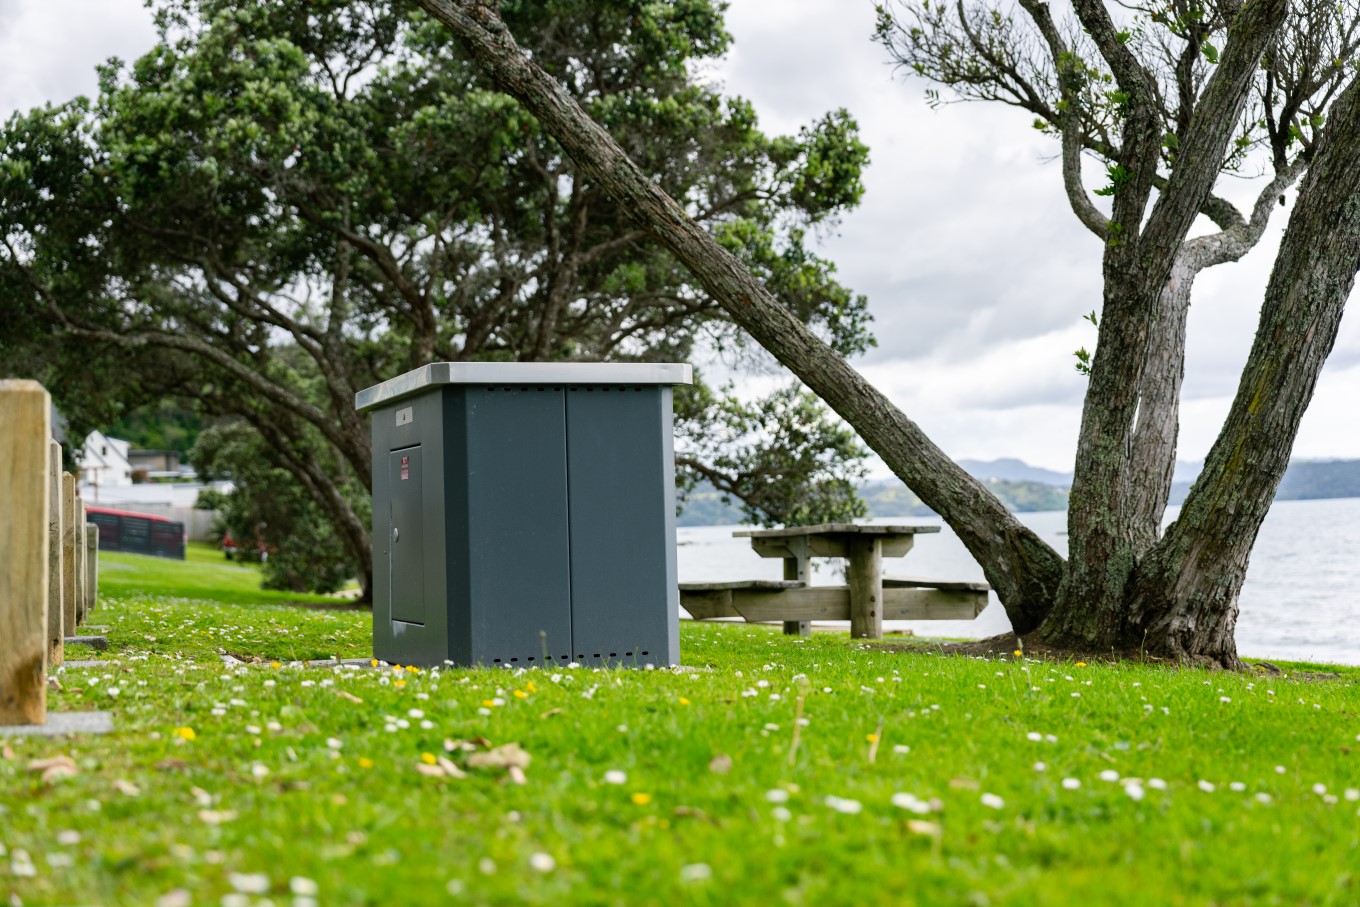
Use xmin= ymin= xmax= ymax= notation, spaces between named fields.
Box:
xmin=732 ymin=522 xmax=941 ymax=540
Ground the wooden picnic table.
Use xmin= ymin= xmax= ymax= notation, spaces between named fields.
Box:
xmin=732 ymin=523 xmax=942 ymax=638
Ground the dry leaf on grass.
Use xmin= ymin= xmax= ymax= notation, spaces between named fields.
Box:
xmin=198 ymin=810 xmax=238 ymax=825
xmin=467 ymin=743 xmax=531 ymax=771
xmin=436 ymin=756 xmax=466 ymax=779
xmin=28 ymin=756 xmax=78 ymax=782
xmin=113 ymin=779 xmax=142 ymax=796
xmin=335 ymin=690 xmax=364 ymax=704
xmin=907 ymin=820 xmax=942 ymax=837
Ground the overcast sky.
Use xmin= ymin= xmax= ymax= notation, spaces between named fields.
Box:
xmin=4 ymin=0 xmax=1359 ymax=474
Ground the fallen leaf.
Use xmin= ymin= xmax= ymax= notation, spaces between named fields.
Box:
xmin=415 ymin=763 xmax=445 ymax=778
xmin=198 ymin=810 xmax=238 ymax=825
xmin=708 ymin=754 xmax=733 ymax=775
xmin=113 ymin=779 xmax=142 ymax=797
xmin=335 ymin=690 xmax=364 ymax=704
xmin=443 ymin=739 xmax=477 ymax=753
xmin=907 ymin=820 xmax=942 ymax=836
xmin=508 ymin=765 xmax=528 ymax=785
xmin=155 ymin=759 xmax=189 ymax=773
xmin=467 ymin=743 xmax=531 ymax=771
xmin=29 ymin=756 xmax=78 ymax=782
xmin=539 ymin=708 xmax=563 ymax=719
xmin=436 ymin=756 xmax=466 ymax=779
xmin=469 ymin=736 xmax=493 ymax=748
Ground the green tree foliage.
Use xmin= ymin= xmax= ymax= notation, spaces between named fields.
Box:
xmin=108 ymin=401 xmax=204 ymax=453
xmin=0 ymin=0 xmax=875 ymax=598
xmin=192 ymin=422 xmax=364 ymax=594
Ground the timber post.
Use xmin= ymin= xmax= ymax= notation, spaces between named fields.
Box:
xmin=47 ymin=440 xmax=64 ymax=667
xmin=846 ymin=536 xmax=884 ymax=640
xmin=62 ymin=473 xmax=78 ymax=636
xmin=0 ymin=380 xmax=51 ymax=725
xmin=85 ymin=524 xmax=99 ymax=615
xmin=781 ymin=537 xmax=811 ymax=637
xmin=74 ymin=500 xmax=87 ymax=626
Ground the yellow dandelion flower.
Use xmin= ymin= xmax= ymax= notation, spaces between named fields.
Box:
xmin=630 ymin=792 xmax=653 ymax=806
xmin=371 ymin=658 xmax=379 ymax=668
xmin=394 ymin=679 xmax=407 ymax=688
xmin=421 ymin=753 xmax=438 ymax=765
xmin=482 ymin=699 xmax=497 ymax=708
xmin=358 ymin=757 xmax=375 ymax=769
xmin=1013 ymin=649 xmax=1023 ymax=657
xmin=270 ymin=661 xmax=282 ymax=669
xmin=678 ymin=697 xmax=691 ymax=706
xmin=526 ymin=681 xmax=538 ymax=693
xmin=866 ymin=733 xmax=879 ymax=743
xmin=1075 ymin=661 xmax=1087 ymax=667
xmin=406 ymin=666 xmax=420 ymax=674
xmin=513 ymin=690 xmax=529 ymax=699
xmin=173 ymin=726 xmax=196 ymax=741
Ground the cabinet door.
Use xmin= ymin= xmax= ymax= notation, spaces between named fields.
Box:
xmin=389 ymin=446 xmax=426 ymax=625
xmin=463 ymin=387 xmax=573 ymax=665
xmin=566 ymin=386 xmax=677 ymax=665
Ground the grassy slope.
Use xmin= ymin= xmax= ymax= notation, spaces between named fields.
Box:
xmin=2 ymin=553 xmax=1359 ymax=906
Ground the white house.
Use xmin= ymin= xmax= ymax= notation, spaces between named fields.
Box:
xmin=78 ymin=430 xmax=134 ymax=489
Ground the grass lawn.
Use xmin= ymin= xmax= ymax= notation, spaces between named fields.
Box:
xmin=3 ymin=552 xmax=1359 ymax=905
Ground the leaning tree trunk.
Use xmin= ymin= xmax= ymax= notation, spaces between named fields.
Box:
xmin=1123 ymin=75 xmax=1360 ymax=667
xmin=415 ymin=0 xmax=1067 ymax=632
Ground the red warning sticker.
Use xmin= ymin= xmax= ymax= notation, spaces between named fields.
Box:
xmin=400 ymin=455 xmax=410 ymax=481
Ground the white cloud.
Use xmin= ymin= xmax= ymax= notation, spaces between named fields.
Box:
xmin=0 ymin=0 xmax=155 ymax=117
xmin=717 ymin=0 xmax=1360 ymax=469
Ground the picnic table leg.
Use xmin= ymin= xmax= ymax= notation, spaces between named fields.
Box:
xmin=847 ymin=537 xmax=883 ymax=639
xmin=782 ymin=538 xmax=811 ymax=637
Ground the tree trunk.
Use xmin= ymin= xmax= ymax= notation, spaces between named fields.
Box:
xmin=1124 ymin=76 xmax=1360 ymax=667
xmin=415 ymin=0 xmax=1067 ymax=632
xmin=1123 ymin=253 xmax=1195 ymax=552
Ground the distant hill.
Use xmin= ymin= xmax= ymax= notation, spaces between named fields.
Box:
xmin=858 ymin=477 xmax=1067 ymax=518
xmin=957 ymin=458 xmax=1072 ymax=486
xmin=676 ymin=458 xmax=1360 ymax=527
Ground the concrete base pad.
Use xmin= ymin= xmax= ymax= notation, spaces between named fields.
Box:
xmin=0 ymin=711 xmax=114 ymax=737
xmin=65 ymin=636 xmax=109 ymax=651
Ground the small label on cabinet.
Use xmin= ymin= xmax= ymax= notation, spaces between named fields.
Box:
xmin=400 ymin=455 xmax=410 ymax=481
xmin=396 ymin=407 xmax=414 ymax=426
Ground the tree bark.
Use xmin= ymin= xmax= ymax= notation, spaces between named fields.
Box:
xmin=1126 ymin=75 xmax=1360 ymax=667
xmin=414 ymin=0 xmax=1066 ymax=633
xmin=1041 ymin=0 xmax=1287 ymax=649
xmin=1122 ymin=253 xmax=1195 ymax=552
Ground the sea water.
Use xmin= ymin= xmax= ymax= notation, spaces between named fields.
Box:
xmin=676 ymin=496 xmax=1360 ymax=666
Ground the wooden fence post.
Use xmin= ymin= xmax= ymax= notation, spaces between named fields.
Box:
xmin=1 ymin=380 xmax=51 ymax=725
xmin=85 ymin=524 xmax=99 ymax=615
xmin=74 ymin=500 xmax=87 ymax=627
xmin=47 ymin=440 xmax=64 ymax=667
xmin=62 ymin=473 xmax=78 ymax=637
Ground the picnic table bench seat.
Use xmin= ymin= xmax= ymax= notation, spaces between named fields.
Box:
xmin=679 ymin=576 xmax=988 ymax=624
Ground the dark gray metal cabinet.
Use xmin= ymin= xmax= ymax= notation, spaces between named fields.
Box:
xmin=356 ymin=363 xmax=690 ymax=669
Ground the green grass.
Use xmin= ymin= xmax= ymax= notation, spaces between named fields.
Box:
xmin=3 ymin=555 xmax=1359 ymax=905
xmin=97 ymin=541 xmax=346 ymax=609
